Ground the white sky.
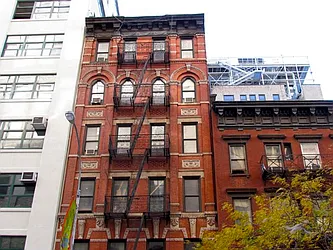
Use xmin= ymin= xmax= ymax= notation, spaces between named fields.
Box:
xmin=117 ymin=0 xmax=333 ymax=99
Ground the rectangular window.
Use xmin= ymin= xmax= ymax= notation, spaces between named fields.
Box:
xmin=182 ymin=124 xmax=198 ymax=154
xmin=96 ymin=42 xmax=109 ymax=62
xmin=233 ymin=198 xmax=252 ymax=223
xmin=181 ymin=39 xmax=193 ymax=58
xmin=184 ymin=177 xmax=200 ymax=212
xmin=147 ymin=240 xmax=165 ymax=250
xmin=283 ymin=143 xmax=293 ymax=160
xmin=258 ymin=94 xmax=266 ymax=101
xmin=74 ymin=241 xmax=89 ymax=250
xmin=149 ymin=179 xmax=165 ymax=212
xmin=151 ymin=124 xmax=165 ymax=156
xmin=14 ymin=0 xmax=71 ymax=20
xmin=79 ymin=179 xmax=95 ymax=212
xmin=112 ymin=179 xmax=128 ymax=213
xmin=153 ymin=40 xmax=166 ymax=63
xmin=108 ymin=241 xmax=126 ymax=250
xmin=240 ymin=95 xmax=247 ymax=101
xmin=0 ymin=120 xmax=44 ymax=149
xmin=123 ymin=41 xmax=136 ymax=63
xmin=184 ymin=239 xmax=201 ymax=250
xmin=84 ymin=126 xmax=100 ymax=155
xmin=300 ymin=142 xmax=321 ymax=169
xmin=272 ymin=94 xmax=280 ymax=100
xmin=2 ymin=34 xmax=64 ymax=57
xmin=229 ymin=144 xmax=247 ymax=174
xmin=0 ymin=174 xmax=35 ymax=208
xmin=0 ymin=236 xmax=26 ymax=250
xmin=249 ymin=94 xmax=256 ymax=101
xmin=223 ymin=95 xmax=234 ymax=101
xmin=265 ymin=144 xmax=283 ymax=169
xmin=116 ymin=125 xmax=131 ymax=155
xmin=0 ymin=74 xmax=56 ymax=100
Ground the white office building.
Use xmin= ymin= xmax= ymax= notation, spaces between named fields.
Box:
xmin=0 ymin=0 xmax=113 ymax=249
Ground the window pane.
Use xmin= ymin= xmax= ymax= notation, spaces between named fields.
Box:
xmin=81 ymin=180 xmax=94 ymax=196
xmin=86 ymin=127 xmax=100 ymax=141
xmin=181 ymin=39 xmax=193 ymax=49
xmin=230 ymin=145 xmax=245 ymax=160
xmin=181 ymin=51 xmax=193 ymax=58
xmin=92 ymin=81 xmax=104 ymax=93
xmin=79 ymin=197 xmax=93 ymax=211
xmin=183 ymin=141 xmax=197 ymax=153
xmin=150 ymin=180 xmax=164 ymax=196
xmin=148 ymin=241 xmax=164 ymax=250
xmin=113 ymin=180 xmax=128 ymax=196
xmin=74 ymin=242 xmax=89 ymax=250
xmin=234 ymin=199 xmax=252 ymax=222
xmin=183 ymin=125 xmax=196 ymax=139
xmin=118 ymin=127 xmax=131 ymax=136
xmin=98 ymin=42 xmax=109 ymax=52
xmin=182 ymin=79 xmax=195 ymax=91
xmin=124 ymin=42 xmax=136 ymax=52
xmin=184 ymin=179 xmax=199 ymax=195
xmin=185 ymin=197 xmax=200 ymax=212
xmin=109 ymin=242 xmax=126 ymax=250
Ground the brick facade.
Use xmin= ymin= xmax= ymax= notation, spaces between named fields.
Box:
xmin=55 ymin=14 xmax=216 ymax=250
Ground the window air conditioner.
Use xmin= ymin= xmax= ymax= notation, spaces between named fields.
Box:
xmin=85 ymin=149 xmax=97 ymax=155
xmin=92 ymin=97 xmax=102 ymax=104
xmin=32 ymin=117 xmax=47 ymax=135
xmin=183 ymin=97 xmax=195 ymax=103
xmin=20 ymin=172 xmax=38 ymax=183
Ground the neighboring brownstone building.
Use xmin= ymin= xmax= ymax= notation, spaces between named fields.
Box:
xmin=211 ymin=99 xmax=333 ymax=227
xmin=55 ymin=14 xmax=216 ymax=250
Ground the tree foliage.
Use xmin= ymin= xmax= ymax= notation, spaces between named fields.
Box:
xmin=198 ymin=170 xmax=333 ymax=250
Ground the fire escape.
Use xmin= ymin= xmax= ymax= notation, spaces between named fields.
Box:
xmin=106 ymin=41 xmax=170 ymax=249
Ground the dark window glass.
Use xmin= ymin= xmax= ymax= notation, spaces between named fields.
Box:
xmin=79 ymin=179 xmax=95 ymax=212
xmin=0 ymin=174 xmax=35 ymax=208
xmin=0 ymin=236 xmax=26 ymax=250
xmin=149 ymin=179 xmax=165 ymax=212
xmin=284 ymin=143 xmax=293 ymax=160
xmin=184 ymin=178 xmax=200 ymax=212
xmin=108 ymin=241 xmax=126 ymax=250
xmin=74 ymin=241 xmax=89 ymax=250
xmin=147 ymin=240 xmax=164 ymax=250
xmin=112 ymin=179 xmax=128 ymax=213
xmin=152 ymin=40 xmax=166 ymax=63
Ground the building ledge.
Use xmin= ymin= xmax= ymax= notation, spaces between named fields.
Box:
xmin=0 ymin=208 xmax=31 ymax=212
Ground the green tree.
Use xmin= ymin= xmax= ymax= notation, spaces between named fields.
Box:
xmin=199 ymin=170 xmax=333 ymax=250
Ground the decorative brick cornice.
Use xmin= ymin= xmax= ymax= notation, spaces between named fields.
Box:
xmin=213 ymin=101 xmax=333 ymax=129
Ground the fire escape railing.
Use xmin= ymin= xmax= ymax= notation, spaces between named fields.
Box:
xmin=117 ymin=41 xmax=170 ymax=65
xmin=260 ymin=154 xmax=332 ymax=180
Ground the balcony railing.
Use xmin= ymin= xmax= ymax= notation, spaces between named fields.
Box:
xmin=113 ymin=84 xmax=170 ymax=108
xmin=109 ymin=133 xmax=170 ymax=159
xmin=260 ymin=154 xmax=333 ymax=179
xmin=117 ymin=42 xmax=170 ymax=65
xmin=104 ymin=195 xmax=170 ymax=218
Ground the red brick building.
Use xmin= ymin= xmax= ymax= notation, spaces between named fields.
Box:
xmin=55 ymin=14 xmax=216 ymax=250
xmin=211 ymin=99 xmax=333 ymax=227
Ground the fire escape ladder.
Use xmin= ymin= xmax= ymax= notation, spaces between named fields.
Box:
xmin=133 ymin=214 xmax=146 ymax=250
xmin=126 ymin=149 xmax=148 ymax=216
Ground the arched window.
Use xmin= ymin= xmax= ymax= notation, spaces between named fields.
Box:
xmin=152 ymin=79 xmax=165 ymax=105
xmin=181 ymin=78 xmax=195 ymax=103
xmin=120 ymin=80 xmax=134 ymax=105
xmin=91 ymin=81 xmax=104 ymax=104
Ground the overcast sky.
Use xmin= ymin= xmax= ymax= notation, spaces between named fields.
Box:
xmin=117 ymin=0 xmax=333 ymax=99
